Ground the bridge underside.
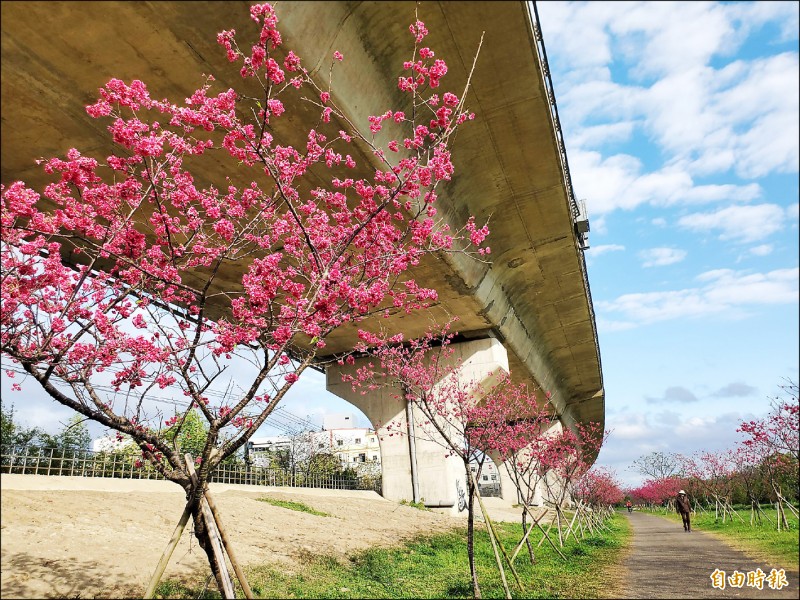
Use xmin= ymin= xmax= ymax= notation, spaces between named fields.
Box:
xmin=1 ymin=2 xmax=604 ymax=460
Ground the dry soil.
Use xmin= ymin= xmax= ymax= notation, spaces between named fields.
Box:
xmin=0 ymin=474 xmax=520 ymax=599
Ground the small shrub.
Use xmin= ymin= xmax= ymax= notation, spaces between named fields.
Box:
xmin=399 ymin=499 xmax=430 ymax=511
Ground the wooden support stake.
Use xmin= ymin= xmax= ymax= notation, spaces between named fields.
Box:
xmin=476 ymin=492 xmax=511 ymax=599
xmin=531 ymin=507 xmax=567 ymax=561
xmin=143 ymin=502 xmax=193 ymax=599
xmin=202 ymin=484 xmax=255 ymax=599
xmin=510 ymin=507 xmax=547 ymax=564
xmin=562 ymin=506 xmax=580 ymax=544
xmin=553 ymin=505 xmax=565 ymax=547
xmin=469 ymin=471 xmax=523 ymax=593
xmin=536 ymin=521 xmax=553 ymax=548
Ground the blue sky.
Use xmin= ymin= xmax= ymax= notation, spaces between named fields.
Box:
xmin=3 ymin=1 xmax=798 ymax=489
xmin=535 ymin=0 xmax=799 ymax=486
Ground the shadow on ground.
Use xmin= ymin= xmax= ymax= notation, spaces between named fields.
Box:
xmin=2 ymin=551 xmax=140 ymax=599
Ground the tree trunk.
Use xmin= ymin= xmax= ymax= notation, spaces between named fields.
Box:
xmin=191 ymin=501 xmax=229 ymax=594
xmin=183 ymin=456 xmax=235 ymax=598
xmin=521 ymin=507 xmax=535 ymax=565
xmin=467 ymin=476 xmax=482 ymax=598
xmin=185 ymin=454 xmax=253 ymax=599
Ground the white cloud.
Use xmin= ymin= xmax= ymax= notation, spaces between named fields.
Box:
xmin=540 ymin=1 xmax=799 ymax=205
xmin=534 ymin=1 xmax=615 ymax=74
xmin=698 ymin=267 xmax=799 ymax=305
xmin=631 ymin=51 xmax=799 ymax=180
xmin=595 ymin=317 xmax=636 ymax=333
xmin=787 ymin=203 xmax=800 ymax=223
xmin=590 ymin=214 xmax=609 ymax=236
xmin=595 ymin=408 xmax=755 ymax=486
xmin=729 ymin=1 xmax=800 ymax=44
xmin=607 ymin=411 xmax=653 ymax=442
xmin=671 ymin=412 xmax=744 ymax=441
xmin=716 ymin=53 xmax=800 ymax=178
xmin=598 ymin=267 xmax=799 ymax=327
xmin=569 ymin=121 xmax=637 ymax=149
xmin=748 ymin=244 xmax=773 ymax=257
xmin=600 ymin=289 xmax=725 ymax=325
xmin=639 ymin=247 xmax=687 ymax=268
xmin=609 ymin=2 xmax=741 ymax=79
xmin=712 ymin=382 xmax=757 ymax=398
xmin=575 ymin=149 xmax=761 ymax=215
xmin=677 ymin=203 xmax=787 ymax=242
xmin=589 ymin=244 xmax=625 ymax=257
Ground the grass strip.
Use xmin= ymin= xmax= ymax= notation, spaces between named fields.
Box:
xmin=256 ymin=496 xmax=330 ymax=517
xmin=156 ymin=513 xmax=631 ymax=599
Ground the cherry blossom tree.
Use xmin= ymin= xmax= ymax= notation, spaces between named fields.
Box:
xmin=535 ymin=420 xmax=608 ymax=546
xmin=477 ymin=385 xmax=557 ymax=565
xmin=730 ymin=443 xmax=772 ymax=526
xmin=736 ymin=380 xmax=799 ymax=528
xmin=1 ymin=3 xmax=488 ymax=595
xmin=470 ymin=373 xmax=561 ymax=568
xmin=740 ymin=379 xmax=800 ymax=462
xmin=574 ymin=466 xmax=625 ymax=511
xmin=572 ymin=466 xmax=625 ymax=534
xmin=681 ymin=450 xmax=744 ymax=523
xmin=349 ymin=326 xmax=541 ymax=599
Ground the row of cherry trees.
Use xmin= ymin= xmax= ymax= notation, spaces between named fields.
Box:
xmin=348 ymin=325 xmax=620 ymax=597
xmin=627 ymin=381 xmax=799 ymax=529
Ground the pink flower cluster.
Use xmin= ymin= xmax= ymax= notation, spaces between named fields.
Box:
xmin=628 ymin=476 xmax=687 ymax=506
xmin=574 ymin=467 xmax=625 ymax=507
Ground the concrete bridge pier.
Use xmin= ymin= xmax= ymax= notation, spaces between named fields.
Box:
xmin=326 ymin=338 xmax=509 ymax=515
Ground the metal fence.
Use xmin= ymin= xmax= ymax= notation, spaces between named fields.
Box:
xmin=0 ymin=445 xmax=382 ymax=493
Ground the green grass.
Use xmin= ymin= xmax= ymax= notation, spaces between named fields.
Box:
xmin=256 ymin=496 xmax=330 ymax=517
xmin=154 ymin=579 xmax=218 ymax=599
xmin=399 ymin=499 xmax=431 ymax=511
xmin=155 ymin=514 xmax=631 ymax=598
xmin=648 ymin=506 xmax=799 ymax=567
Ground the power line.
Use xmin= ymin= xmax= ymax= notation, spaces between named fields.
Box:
xmin=2 ymin=365 xmax=321 ymax=434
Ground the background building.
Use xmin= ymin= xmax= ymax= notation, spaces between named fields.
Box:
xmin=249 ymin=413 xmax=381 ymax=474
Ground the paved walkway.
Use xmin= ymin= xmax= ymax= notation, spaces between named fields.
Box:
xmin=621 ymin=511 xmax=799 ymax=599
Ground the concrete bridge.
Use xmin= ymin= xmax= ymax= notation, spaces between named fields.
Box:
xmin=1 ymin=2 xmax=603 ymax=513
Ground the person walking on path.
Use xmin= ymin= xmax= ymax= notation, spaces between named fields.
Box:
xmin=676 ymin=489 xmax=692 ymax=532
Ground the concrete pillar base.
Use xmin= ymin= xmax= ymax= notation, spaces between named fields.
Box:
xmin=326 ymin=338 xmax=509 ymax=516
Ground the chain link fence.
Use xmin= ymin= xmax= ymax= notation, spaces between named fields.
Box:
xmin=0 ymin=444 xmax=382 ymax=493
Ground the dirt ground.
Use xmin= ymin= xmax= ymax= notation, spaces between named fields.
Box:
xmin=0 ymin=474 xmax=522 ymax=599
